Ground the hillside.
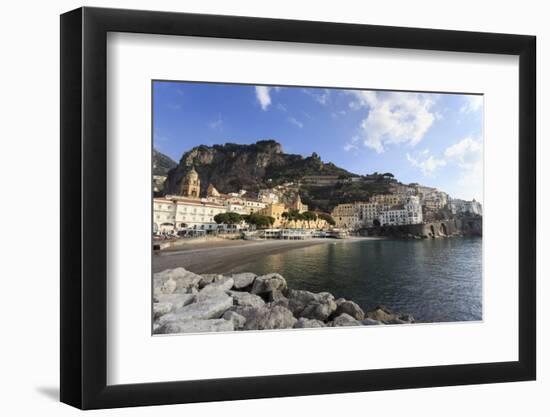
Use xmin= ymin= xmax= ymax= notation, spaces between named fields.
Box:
xmin=153 ymin=149 xmax=177 ymax=176
xmin=163 ymin=140 xmax=392 ymax=211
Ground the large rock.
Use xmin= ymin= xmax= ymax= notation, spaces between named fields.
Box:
xmin=200 ymin=277 xmax=234 ymax=295
xmin=330 ymin=313 xmax=362 ymax=327
xmin=157 ymin=319 xmax=234 ymax=334
xmin=251 ymin=273 xmax=287 ymax=297
xmin=157 ymin=293 xmax=233 ymax=325
xmin=153 ymin=302 xmax=173 ymax=320
xmin=362 ymin=318 xmax=383 ymax=325
xmin=287 ymin=290 xmax=337 ymax=321
xmin=222 ymin=311 xmax=246 ymax=329
xmin=153 ymin=268 xmax=202 ymax=295
xmin=366 ymin=305 xmax=397 ymax=322
xmin=334 ymin=300 xmax=365 ymax=321
xmin=293 ymin=318 xmax=326 ymax=328
xmin=228 ymin=291 xmax=266 ymax=308
xmin=398 ymin=314 xmax=415 ymax=323
xmin=154 ymin=293 xmax=195 ymax=310
xmin=234 ymin=305 xmax=297 ymax=330
xmin=198 ymin=274 xmax=225 ymax=288
xmin=230 ymin=272 xmax=257 ymax=289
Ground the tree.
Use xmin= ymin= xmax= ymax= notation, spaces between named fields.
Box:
xmin=213 ymin=212 xmax=242 ymax=225
xmin=244 ymin=213 xmax=275 ymax=229
xmin=301 ymin=211 xmax=317 ymax=228
xmin=318 ymin=213 xmax=335 ymax=226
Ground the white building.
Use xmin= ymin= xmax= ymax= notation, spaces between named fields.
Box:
xmin=258 ymin=189 xmax=280 ymax=204
xmin=378 ymin=196 xmax=423 ymax=226
xmin=153 ymin=196 xmax=227 ymax=233
xmin=356 ymin=202 xmax=380 ymax=227
xmin=449 ymin=198 xmax=483 ymax=215
xmin=243 ymin=199 xmax=267 ymax=214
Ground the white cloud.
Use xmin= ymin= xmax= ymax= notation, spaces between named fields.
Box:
xmin=349 ymin=91 xmax=438 ymax=153
xmin=445 ymin=137 xmax=483 ymax=202
xmin=287 ymin=117 xmax=304 ymax=128
xmin=303 ymin=88 xmax=330 ymax=105
xmin=444 ymin=137 xmax=482 ymax=168
xmin=460 ymin=95 xmax=483 ymax=114
xmin=208 ymin=114 xmax=223 ymax=131
xmin=331 ymin=109 xmax=347 ymax=119
xmin=406 ymin=151 xmax=446 ymax=176
xmin=406 ymin=137 xmax=483 ymax=201
xmin=255 ymin=86 xmax=272 ymax=110
xmin=343 ymin=136 xmax=360 ymax=152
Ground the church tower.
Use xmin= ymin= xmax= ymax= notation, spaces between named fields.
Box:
xmin=179 ymin=166 xmax=201 ymax=198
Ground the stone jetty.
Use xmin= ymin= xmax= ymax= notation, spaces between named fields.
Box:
xmin=153 ymin=267 xmax=414 ymax=334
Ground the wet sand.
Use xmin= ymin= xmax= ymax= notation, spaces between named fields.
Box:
xmin=153 ymin=239 xmax=334 ymax=274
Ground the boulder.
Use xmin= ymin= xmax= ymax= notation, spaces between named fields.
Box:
xmin=156 ymin=278 xmax=177 ymax=296
xmin=385 ymin=318 xmax=409 ymax=325
xmin=300 ymin=300 xmax=337 ymax=321
xmin=222 ymin=311 xmax=246 ymax=329
xmin=154 ymin=293 xmax=195 ymax=310
xmin=234 ymin=305 xmax=297 ymax=330
xmin=398 ymin=314 xmax=415 ymax=323
xmin=330 ymin=313 xmax=362 ymax=327
xmin=157 ymin=293 xmax=233 ymax=325
xmin=287 ymin=290 xmax=337 ymax=321
xmin=293 ymin=318 xmax=326 ymax=328
xmin=334 ymin=300 xmax=365 ymax=321
xmin=287 ymin=289 xmax=318 ymax=314
xmin=230 ymin=272 xmax=257 ymax=289
xmin=158 ymin=319 xmax=234 ymax=334
xmin=199 ymin=274 xmax=225 ymax=288
xmin=153 ymin=322 xmax=161 ymax=334
xmin=251 ymin=273 xmax=287 ymax=297
xmin=365 ymin=305 xmax=397 ymax=322
xmin=228 ymin=291 xmax=266 ymax=308
xmin=200 ymin=277 xmax=234 ymax=295
xmin=153 ymin=268 xmax=202 ymax=295
xmin=153 ymin=302 xmax=173 ymax=319
xmin=335 ymin=297 xmax=347 ymax=307
xmin=362 ymin=318 xmax=383 ymax=325
xmin=268 ymin=295 xmax=290 ymax=309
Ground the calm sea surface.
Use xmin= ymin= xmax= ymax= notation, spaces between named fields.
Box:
xmin=230 ymin=237 xmax=482 ymax=323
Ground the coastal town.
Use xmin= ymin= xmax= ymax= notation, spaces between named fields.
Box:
xmin=153 ymin=165 xmax=482 ymax=243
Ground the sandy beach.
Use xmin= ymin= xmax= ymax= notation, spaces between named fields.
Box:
xmin=153 ymin=238 xmax=371 ymax=274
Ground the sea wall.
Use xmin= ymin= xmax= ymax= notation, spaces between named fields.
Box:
xmin=358 ymin=217 xmax=482 ymax=239
xmin=153 ymin=267 xmax=414 ymax=334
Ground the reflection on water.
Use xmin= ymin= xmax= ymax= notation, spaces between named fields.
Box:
xmin=230 ymin=238 xmax=482 ymax=323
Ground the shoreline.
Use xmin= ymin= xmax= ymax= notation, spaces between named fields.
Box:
xmin=153 ymin=267 xmax=414 ymax=334
xmin=153 ymin=237 xmax=380 ymax=274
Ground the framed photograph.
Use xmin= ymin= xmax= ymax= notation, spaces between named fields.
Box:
xmin=60 ymin=7 xmax=536 ymax=409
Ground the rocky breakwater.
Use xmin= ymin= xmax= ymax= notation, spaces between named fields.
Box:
xmin=153 ymin=267 xmax=415 ymax=334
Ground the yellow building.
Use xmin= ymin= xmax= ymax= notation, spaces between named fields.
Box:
xmin=289 ymin=194 xmax=308 ymax=213
xmin=179 ymin=167 xmax=200 ymax=198
xmin=260 ymin=203 xmax=287 ymax=227
xmin=331 ymin=203 xmax=359 ymax=229
xmin=370 ymin=193 xmax=404 ymax=206
xmin=259 ymin=202 xmax=328 ymax=229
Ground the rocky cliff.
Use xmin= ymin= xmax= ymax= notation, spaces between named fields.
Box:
xmin=152 ymin=149 xmax=177 ymax=176
xmin=163 ymin=140 xmax=353 ymax=199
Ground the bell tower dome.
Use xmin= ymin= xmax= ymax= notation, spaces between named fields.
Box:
xmin=179 ymin=166 xmax=201 ymax=198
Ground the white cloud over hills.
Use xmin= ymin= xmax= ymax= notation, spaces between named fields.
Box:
xmin=348 ymin=91 xmax=438 ymax=153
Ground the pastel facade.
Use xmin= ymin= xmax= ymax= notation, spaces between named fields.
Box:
xmin=153 ymin=196 xmax=226 ymax=232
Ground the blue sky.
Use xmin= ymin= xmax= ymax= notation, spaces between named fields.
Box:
xmin=153 ymin=81 xmax=483 ymax=202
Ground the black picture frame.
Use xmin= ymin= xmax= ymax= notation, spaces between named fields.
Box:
xmin=60 ymin=6 xmax=536 ymax=410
